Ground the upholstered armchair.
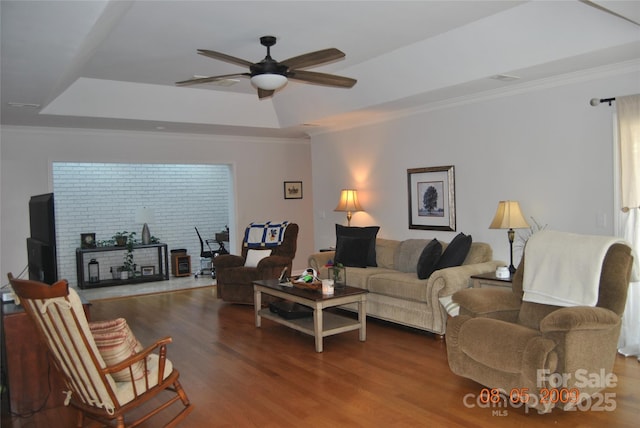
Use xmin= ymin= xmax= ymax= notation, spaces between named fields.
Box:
xmin=446 ymin=231 xmax=633 ymax=413
xmin=213 ymin=222 xmax=299 ymax=304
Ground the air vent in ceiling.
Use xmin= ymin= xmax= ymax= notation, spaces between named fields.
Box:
xmin=490 ymin=74 xmax=521 ymax=82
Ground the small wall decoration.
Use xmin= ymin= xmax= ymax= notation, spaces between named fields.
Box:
xmin=141 ymin=266 xmax=155 ymax=276
xmin=81 ymin=233 xmax=96 ymax=249
xmin=407 ymin=165 xmax=456 ymax=231
xmin=284 ymin=181 xmax=303 ymax=199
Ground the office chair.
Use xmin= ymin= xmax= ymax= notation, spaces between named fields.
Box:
xmin=194 ymin=227 xmax=214 ymax=278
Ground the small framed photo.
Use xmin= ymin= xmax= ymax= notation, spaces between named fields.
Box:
xmin=81 ymin=233 xmax=96 ymax=249
xmin=141 ymin=266 xmax=155 ymax=276
xmin=284 ymin=181 xmax=303 ymax=199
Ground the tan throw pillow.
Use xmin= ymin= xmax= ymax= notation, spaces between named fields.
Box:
xmin=90 ymin=318 xmax=145 ymax=381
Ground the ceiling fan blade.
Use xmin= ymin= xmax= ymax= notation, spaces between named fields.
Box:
xmin=175 ymin=73 xmax=249 ymax=86
xmin=257 ymin=88 xmax=275 ymax=99
xmin=281 ymin=48 xmax=345 ymax=70
xmin=197 ymin=49 xmax=254 ymax=68
xmin=287 ymin=69 xmax=356 ymax=88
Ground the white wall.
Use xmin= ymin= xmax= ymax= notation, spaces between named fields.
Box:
xmin=0 ymin=127 xmax=314 ymax=284
xmin=3 ymin=67 xmax=637 ymax=285
xmin=310 ymin=68 xmax=640 ymax=267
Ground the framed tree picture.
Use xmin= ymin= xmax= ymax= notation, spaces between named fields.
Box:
xmin=284 ymin=181 xmax=303 ymax=199
xmin=407 ymin=165 xmax=456 ymax=231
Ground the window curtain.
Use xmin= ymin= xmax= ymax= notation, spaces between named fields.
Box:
xmin=615 ymin=94 xmax=640 ymax=359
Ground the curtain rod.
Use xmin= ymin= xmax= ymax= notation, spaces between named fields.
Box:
xmin=590 ymin=97 xmax=616 ymax=106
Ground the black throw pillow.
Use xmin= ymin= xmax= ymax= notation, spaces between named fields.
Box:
xmin=335 ymin=224 xmax=380 ymax=267
xmin=417 ymin=239 xmax=443 ymax=279
xmin=435 ymin=233 xmax=472 ymax=270
xmin=334 ymin=236 xmax=370 ymax=268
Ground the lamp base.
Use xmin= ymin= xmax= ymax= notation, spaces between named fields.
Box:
xmin=142 ymin=223 xmax=151 ymax=245
xmin=507 ymin=228 xmax=516 ymax=274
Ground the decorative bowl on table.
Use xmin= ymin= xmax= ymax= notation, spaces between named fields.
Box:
xmin=292 ymin=276 xmax=322 ymax=290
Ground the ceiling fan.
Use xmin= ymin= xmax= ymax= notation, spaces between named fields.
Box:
xmin=176 ymin=36 xmax=357 ymax=99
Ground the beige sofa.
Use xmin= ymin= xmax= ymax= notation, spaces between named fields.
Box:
xmin=308 ymin=238 xmax=502 ymax=336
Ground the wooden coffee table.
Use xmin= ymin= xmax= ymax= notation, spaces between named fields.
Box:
xmin=253 ymin=279 xmax=368 ymax=352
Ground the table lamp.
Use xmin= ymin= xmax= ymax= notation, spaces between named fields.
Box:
xmin=489 ymin=200 xmax=529 ymax=274
xmin=334 ymin=189 xmax=363 ymax=227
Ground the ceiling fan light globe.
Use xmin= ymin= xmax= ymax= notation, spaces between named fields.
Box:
xmin=251 ymin=73 xmax=288 ymax=90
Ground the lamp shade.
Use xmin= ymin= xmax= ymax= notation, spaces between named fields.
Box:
xmin=489 ymin=201 xmax=529 ymax=229
xmin=135 ymin=206 xmax=156 ymax=224
xmin=334 ymin=189 xmax=363 ymax=213
xmin=250 ymin=73 xmax=288 ymax=90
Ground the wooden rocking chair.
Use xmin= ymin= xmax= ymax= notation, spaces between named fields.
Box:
xmin=7 ymin=274 xmax=193 ymax=427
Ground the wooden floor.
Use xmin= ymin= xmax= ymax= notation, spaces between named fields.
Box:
xmin=2 ymin=287 xmax=639 ymax=427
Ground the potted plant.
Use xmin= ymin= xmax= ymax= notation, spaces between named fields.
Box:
xmin=112 ymin=231 xmax=130 ymax=247
xmin=112 ymin=232 xmax=137 ymax=278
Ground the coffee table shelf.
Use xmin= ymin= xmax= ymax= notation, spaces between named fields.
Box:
xmin=257 ymin=308 xmax=362 ymax=337
xmin=253 ymin=279 xmax=368 ymax=352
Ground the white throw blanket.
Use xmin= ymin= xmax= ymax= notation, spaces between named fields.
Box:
xmin=522 ymin=230 xmax=626 ymax=307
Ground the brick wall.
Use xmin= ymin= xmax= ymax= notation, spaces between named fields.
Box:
xmin=52 ymin=162 xmax=230 ymax=285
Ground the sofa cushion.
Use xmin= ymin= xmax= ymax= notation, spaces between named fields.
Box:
xmin=335 ymin=224 xmax=380 ymax=267
xmin=464 ymin=242 xmax=493 ymax=265
xmin=375 ymin=238 xmax=400 ymax=269
xmin=334 ymin=236 xmax=370 ymax=267
xmin=458 ymin=317 xmax=543 ymax=373
xmin=337 ymin=266 xmax=396 ymax=289
xmin=417 ymin=239 xmax=442 ymax=279
xmin=394 ymin=239 xmax=431 ymax=273
xmin=435 ymin=233 xmax=472 ymax=270
xmin=367 ymin=272 xmax=431 ymax=302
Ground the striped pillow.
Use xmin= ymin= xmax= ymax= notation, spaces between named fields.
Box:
xmin=90 ymin=318 xmax=145 ymax=381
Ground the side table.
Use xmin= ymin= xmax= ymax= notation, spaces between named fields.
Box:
xmin=469 ymin=272 xmax=513 ymax=289
xmin=1 ymin=298 xmax=91 ymax=414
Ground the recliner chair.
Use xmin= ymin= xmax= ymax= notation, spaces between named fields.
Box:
xmin=446 ymin=232 xmax=633 ymax=413
xmin=213 ymin=222 xmax=298 ymax=304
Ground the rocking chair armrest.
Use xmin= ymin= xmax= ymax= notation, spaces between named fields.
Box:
xmin=104 ymin=336 xmax=173 ymax=374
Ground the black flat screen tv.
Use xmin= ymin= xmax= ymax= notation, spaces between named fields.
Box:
xmin=27 ymin=193 xmax=58 ymax=284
